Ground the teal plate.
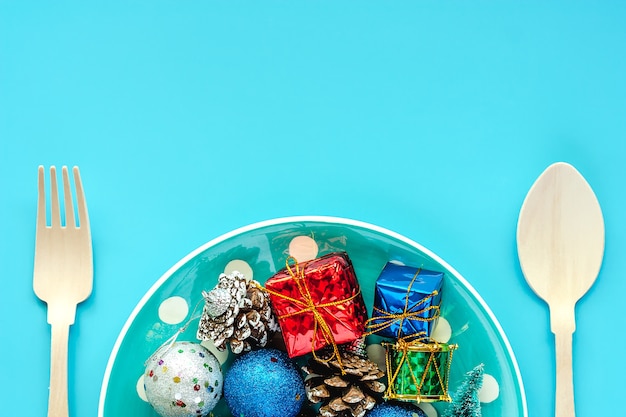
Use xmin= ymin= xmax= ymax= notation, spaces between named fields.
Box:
xmin=98 ymin=216 xmax=527 ymax=417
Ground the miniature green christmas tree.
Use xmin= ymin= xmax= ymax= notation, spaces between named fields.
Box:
xmin=443 ymin=363 xmax=484 ymax=417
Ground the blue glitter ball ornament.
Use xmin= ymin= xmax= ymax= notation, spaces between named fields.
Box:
xmin=224 ymin=348 xmax=305 ymax=417
xmin=368 ymin=402 xmax=427 ymax=417
xmin=144 ymin=341 xmax=223 ymax=417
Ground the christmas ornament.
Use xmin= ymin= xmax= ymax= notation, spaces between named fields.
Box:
xmin=203 ymin=287 xmax=230 ymax=317
xmin=384 ymin=340 xmax=457 ymax=403
xmin=144 ymin=341 xmax=223 ymax=417
xmin=368 ymin=402 xmax=427 ymax=417
xmin=367 ymin=263 xmax=443 ymax=340
xmin=342 ymin=336 xmax=368 ymax=358
xmin=197 ymin=270 xmax=279 ymax=354
xmin=443 ymin=364 xmax=484 ymax=417
xmin=224 ymin=348 xmax=305 ymax=417
xmin=264 ymin=253 xmax=368 ymax=362
xmin=302 ymin=348 xmax=386 ymax=417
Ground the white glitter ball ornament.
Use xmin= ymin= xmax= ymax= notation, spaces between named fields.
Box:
xmin=144 ymin=341 xmax=223 ymax=417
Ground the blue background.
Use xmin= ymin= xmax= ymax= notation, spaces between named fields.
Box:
xmin=1 ymin=1 xmax=624 ymax=416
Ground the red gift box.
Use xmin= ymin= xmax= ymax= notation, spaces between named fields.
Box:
xmin=265 ymin=252 xmax=368 ymax=360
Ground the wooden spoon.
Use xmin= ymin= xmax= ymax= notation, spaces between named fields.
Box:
xmin=516 ymin=162 xmax=604 ymax=417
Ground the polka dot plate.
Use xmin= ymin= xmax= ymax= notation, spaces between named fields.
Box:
xmin=98 ymin=216 xmax=527 ymax=417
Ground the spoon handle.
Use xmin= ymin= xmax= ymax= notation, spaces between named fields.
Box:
xmin=552 ymin=308 xmax=575 ymax=417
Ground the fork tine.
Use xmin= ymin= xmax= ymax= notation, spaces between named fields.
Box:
xmin=62 ymin=166 xmax=76 ymax=229
xmin=72 ymin=166 xmax=89 ymax=230
xmin=49 ymin=166 xmax=61 ymax=227
xmin=37 ymin=166 xmax=47 ymax=229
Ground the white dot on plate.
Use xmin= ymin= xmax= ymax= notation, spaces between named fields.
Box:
xmin=366 ymin=343 xmax=386 ymax=372
xmin=288 ymin=236 xmax=319 ymax=262
xmin=479 ymin=373 xmax=500 ymax=403
xmin=158 ymin=296 xmax=189 ymax=325
xmin=224 ymin=259 xmax=253 ymax=281
xmin=431 ymin=317 xmax=452 ymax=343
xmin=418 ymin=403 xmax=437 ymax=417
xmin=200 ymin=340 xmax=229 ymax=364
xmin=136 ymin=374 xmax=148 ymax=402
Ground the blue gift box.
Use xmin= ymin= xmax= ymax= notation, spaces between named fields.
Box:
xmin=368 ymin=262 xmax=443 ymax=339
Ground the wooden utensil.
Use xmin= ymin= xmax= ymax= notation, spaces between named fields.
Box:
xmin=516 ymin=162 xmax=604 ymax=417
xmin=33 ymin=166 xmax=93 ymax=417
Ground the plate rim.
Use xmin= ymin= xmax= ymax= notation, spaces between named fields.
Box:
xmin=97 ymin=215 xmax=528 ymax=417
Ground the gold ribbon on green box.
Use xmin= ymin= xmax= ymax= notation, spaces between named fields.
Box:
xmin=383 ymin=338 xmax=458 ymax=403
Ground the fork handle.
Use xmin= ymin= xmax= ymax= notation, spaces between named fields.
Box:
xmin=49 ymin=322 xmax=70 ymax=417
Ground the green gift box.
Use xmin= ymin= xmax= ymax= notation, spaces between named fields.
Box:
xmin=383 ymin=340 xmax=457 ymax=403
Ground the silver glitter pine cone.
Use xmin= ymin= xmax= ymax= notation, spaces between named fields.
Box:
xmin=203 ymin=287 xmax=231 ymax=317
xmin=197 ymin=271 xmax=280 ymax=354
xmin=302 ymin=348 xmax=386 ymax=417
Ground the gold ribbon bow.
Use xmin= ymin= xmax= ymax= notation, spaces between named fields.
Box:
xmin=365 ymin=268 xmax=440 ymax=339
xmin=262 ymin=256 xmax=362 ymax=373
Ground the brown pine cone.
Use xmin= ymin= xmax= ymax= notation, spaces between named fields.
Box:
xmin=230 ymin=283 xmax=280 ymax=353
xmin=196 ymin=271 xmax=279 ymax=354
xmin=302 ymin=348 xmax=386 ymax=417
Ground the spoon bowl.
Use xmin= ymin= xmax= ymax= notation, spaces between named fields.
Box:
xmin=516 ymin=162 xmax=604 ymax=417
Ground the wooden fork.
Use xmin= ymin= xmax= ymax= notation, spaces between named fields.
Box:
xmin=33 ymin=166 xmax=93 ymax=417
